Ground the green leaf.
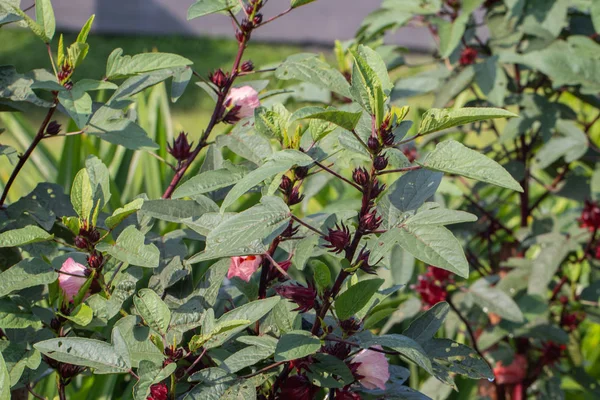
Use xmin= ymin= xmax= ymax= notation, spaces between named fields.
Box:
xmin=0 ymin=145 xmax=17 ymax=165
xmin=114 ymin=316 xmax=165 ymax=368
xmin=195 ymin=197 xmax=290 ymax=261
xmin=437 ymin=16 xmax=467 ymax=58
xmin=469 ymin=279 xmax=524 ymax=323
xmin=140 ymin=199 xmax=219 ymax=232
xmin=34 ymin=328 xmax=132 ymax=374
xmin=0 ymin=66 xmax=54 ymax=107
xmin=371 ymin=225 xmax=469 ymax=278
xmin=85 ymin=104 xmax=159 ymax=150
xmin=35 ymin=0 xmax=55 ymax=42
xmin=221 ymin=150 xmax=312 ymax=211
xmin=134 ymin=361 xmax=177 ymax=400
xmin=274 ymin=331 xmax=321 ymax=361
xmin=475 ymin=56 xmax=507 ymax=106
xmin=403 ymin=302 xmax=449 ymax=344
xmin=133 ymin=289 xmax=171 ymax=335
xmin=0 ymin=258 xmax=57 ymax=298
xmin=593 ymin=1 xmax=600 ymax=34
xmin=359 ymin=333 xmax=434 ymax=375
xmin=105 ymin=48 xmax=193 ymax=80
xmin=0 ymin=225 xmax=53 ymax=247
xmin=70 ymin=168 xmax=94 ymax=221
xmin=355 ymin=44 xmax=393 ymax=92
xmin=187 ymin=0 xmax=240 ymax=19
xmin=70 ymin=156 xmax=111 ymax=223
xmin=254 ymin=106 xmax=288 ymax=140
xmin=67 ymin=41 xmax=89 ymax=68
xmin=222 ymin=345 xmax=274 ymax=374
xmin=420 ymin=140 xmax=523 ymax=192
xmin=291 ymin=0 xmax=316 ymax=8
xmin=172 ymin=168 xmax=246 ymax=199
xmin=58 ymin=303 xmax=93 ymax=326
xmin=0 ymin=299 xmax=42 ymax=329
xmin=201 ymin=298 xmax=280 ymax=349
xmin=289 ymin=106 xmax=362 ymax=131
xmin=105 ymin=198 xmax=144 ymax=229
xmin=404 ymin=204 xmax=477 ymax=226
xmin=10 ymin=5 xmax=47 ymax=43
xmin=535 ymin=120 xmax=588 ymax=169
xmin=76 ymin=14 xmax=95 ymax=44
xmin=527 ymin=233 xmax=577 ymax=295
xmin=0 ymin=352 xmax=10 ymax=400
xmin=276 ymin=53 xmax=352 ymax=98
xmin=171 ymin=66 xmax=193 ymax=102
xmin=0 ymin=0 xmax=22 ymax=26
xmin=501 ymin=36 xmax=600 ymax=95
xmin=96 ymin=226 xmax=160 ymax=268
xmin=423 ymin=338 xmax=493 ymax=383
xmin=418 ymin=107 xmax=517 ymax=135
xmin=335 ymin=279 xmax=384 ymax=321
xmin=310 ymin=260 xmax=331 ymax=294
xmin=58 ymin=88 xmax=93 ymax=129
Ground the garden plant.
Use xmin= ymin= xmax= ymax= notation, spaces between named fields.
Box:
xmin=0 ymin=0 xmax=599 ymax=399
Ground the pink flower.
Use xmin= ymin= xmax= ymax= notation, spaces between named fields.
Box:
xmin=228 ymin=255 xmax=263 ymax=282
xmin=493 ymin=354 xmax=527 ymax=385
xmin=352 ymin=346 xmax=390 ymax=390
xmin=224 ymin=86 xmax=260 ymax=121
xmin=58 ymin=258 xmax=89 ymax=302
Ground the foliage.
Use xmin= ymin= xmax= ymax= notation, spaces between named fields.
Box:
xmin=0 ymin=0 xmax=598 ymax=400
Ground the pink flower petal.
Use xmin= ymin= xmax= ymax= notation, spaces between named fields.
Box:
xmin=58 ymin=258 xmax=88 ymax=302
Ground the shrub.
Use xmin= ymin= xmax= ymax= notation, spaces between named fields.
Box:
xmin=0 ymin=0 xmax=598 ymax=400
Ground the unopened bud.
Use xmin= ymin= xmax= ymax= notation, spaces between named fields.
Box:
xmin=373 ymin=155 xmax=388 ymax=171
xmin=241 ymin=60 xmax=254 ymax=72
xmin=46 ymin=121 xmax=61 ymax=136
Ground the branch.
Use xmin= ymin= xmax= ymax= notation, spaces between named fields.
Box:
xmin=376 ymin=165 xmax=422 ymax=175
xmin=313 ymin=160 xmax=363 ymax=191
xmin=446 ymin=296 xmax=491 ymax=370
xmin=257 ymin=8 xmax=292 ymax=28
xmin=0 ymin=99 xmax=58 ymax=207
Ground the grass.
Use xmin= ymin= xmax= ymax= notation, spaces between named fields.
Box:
xmin=0 ymin=28 xmax=303 ymax=131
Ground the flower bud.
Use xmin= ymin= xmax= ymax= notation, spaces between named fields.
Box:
xmin=367 ymin=135 xmax=380 ymax=152
xmin=402 ymin=146 xmax=418 ymax=163
xmin=74 ymin=236 xmax=89 ymax=249
xmin=459 ymin=47 xmax=478 ymax=66
xmin=288 ymin=186 xmax=305 ymax=206
xmin=281 ymin=222 xmax=299 ymax=238
xmin=324 ymin=223 xmax=351 ymax=254
xmin=79 ymin=226 xmax=100 ymax=243
xmin=279 ymin=375 xmax=318 ymax=400
xmin=235 ymin=30 xmax=244 ymax=43
xmin=209 ymin=69 xmax=228 ymax=88
xmin=275 ymin=282 xmax=317 ymax=313
xmin=253 ymin=13 xmax=263 ymax=25
xmin=580 ymin=200 xmax=600 ymax=231
xmin=280 ymin=175 xmax=293 ymax=193
xmin=240 ymin=60 xmax=254 ymax=72
xmin=380 ymin=129 xmax=395 ymax=147
xmin=148 ymin=383 xmax=169 ymax=400
xmin=294 ymin=166 xmax=309 ymax=180
xmin=373 ymin=155 xmax=388 ymax=171
xmin=46 ymin=121 xmax=61 ymax=136
xmin=168 ymin=132 xmax=193 ymax=161
xmin=245 ymin=4 xmax=254 ymax=15
xmin=360 ymin=211 xmax=382 ymax=233
xmin=352 ymin=167 xmax=370 ymax=187
xmin=59 ymin=363 xmax=84 ymax=379
xmin=356 ymin=246 xmax=376 ymax=273
xmin=241 ymin=19 xmax=253 ymax=32
xmin=87 ymin=251 xmax=103 ymax=270
xmin=370 ymin=180 xmax=386 ymax=199
xmin=340 ymin=317 xmax=362 ymax=336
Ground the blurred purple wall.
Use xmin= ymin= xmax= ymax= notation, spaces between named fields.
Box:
xmin=49 ymin=0 xmax=434 ymax=50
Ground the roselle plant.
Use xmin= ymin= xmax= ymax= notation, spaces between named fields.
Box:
xmin=354 ymin=0 xmax=600 ymax=398
xmin=0 ymin=0 xmax=558 ymax=399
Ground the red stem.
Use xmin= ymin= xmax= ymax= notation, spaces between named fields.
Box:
xmin=0 ymin=99 xmax=58 ymax=207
